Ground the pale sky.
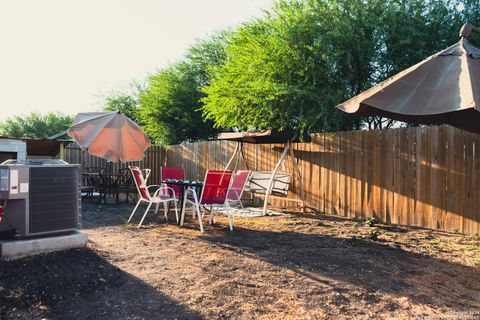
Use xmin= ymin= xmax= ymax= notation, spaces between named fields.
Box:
xmin=0 ymin=0 xmax=274 ymax=121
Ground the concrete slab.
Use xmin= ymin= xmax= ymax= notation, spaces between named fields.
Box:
xmin=0 ymin=230 xmax=88 ymax=260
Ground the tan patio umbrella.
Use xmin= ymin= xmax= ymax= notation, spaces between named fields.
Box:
xmin=67 ymin=112 xmax=151 ymax=162
xmin=336 ymin=23 xmax=480 ymax=133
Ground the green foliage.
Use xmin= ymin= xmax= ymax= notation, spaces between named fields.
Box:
xmin=201 ymin=0 xmax=476 ymax=133
xmin=372 ymin=0 xmax=465 ymax=80
xmin=202 ymin=0 xmax=362 ymax=133
xmin=103 ymin=81 xmax=145 ymax=122
xmin=138 ymin=33 xmax=229 ymax=145
xmin=104 ymin=94 xmax=139 ymax=121
xmin=0 ymin=112 xmax=73 ymax=139
xmin=107 ymin=0 xmax=480 ymax=139
xmin=365 ymin=217 xmax=380 ymax=228
xmin=369 ymin=228 xmax=380 ymax=241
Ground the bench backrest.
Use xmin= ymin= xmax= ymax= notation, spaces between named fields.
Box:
xmin=246 ymin=171 xmax=291 ymax=196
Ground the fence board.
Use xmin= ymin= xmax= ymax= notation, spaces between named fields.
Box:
xmin=464 ymin=133 xmax=474 ymax=234
xmin=372 ymin=130 xmax=381 ymax=219
xmin=319 ymin=134 xmax=327 ymax=214
xmin=474 ymin=134 xmax=480 ymax=235
xmin=455 ymin=129 xmax=465 ymax=233
xmin=384 ymin=129 xmax=394 ymax=224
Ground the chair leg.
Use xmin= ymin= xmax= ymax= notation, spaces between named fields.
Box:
xmin=154 ymin=203 xmax=160 ymax=214
xmin=209 ymin=207 xmax=214 ymax=225
xmin=138 ymin=202 xmax=153 ymax=228
xmin=213 ymin=205 xmax=219 ymax=224
xmin=195 ymin=203 xmax=204 ymax=233
xmin=226 ymin=207 xmax=233 ymax=231
xmin=238 ymin=199 xmax=244 ymax=209
xmin=163 ymin=202 xmax=168 ymax=221
xmin=128 ymin=199 xmax=142 ymax=223
xmin=192 ymin=205 xmax=196 ymax=219
xmin=180 ymin=199 xmax=188 ymax=226
xmin=174 ymin=200 xmax=179 ymax=224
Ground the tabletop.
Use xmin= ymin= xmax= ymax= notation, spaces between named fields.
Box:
xmin=162 ymin=179 xmax=203 ymax=187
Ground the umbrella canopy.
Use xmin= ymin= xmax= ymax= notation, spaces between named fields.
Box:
xmin=67 ymin=112 xmax=151 ymax=162
xmin=336 ymin=24 xmax=480 ymax=133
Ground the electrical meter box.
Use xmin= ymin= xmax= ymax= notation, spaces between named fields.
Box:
xmin=0 ymin=160 xmax=80 ymax=238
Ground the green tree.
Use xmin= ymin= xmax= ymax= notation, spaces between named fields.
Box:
xmin=201 ymin=0 xmax=472 ymax=132
xmin=103 ymin=81 xmax=145 ymax=122
xmin=138 ymin=32 xmax=228 ymax=145
xmin=104 ymin=94 xmax=139 ymax=121
xmin=201 ymin=0 xmax=366 ymax=134
xmin=0 ymin=112 xmax=73 ymax=138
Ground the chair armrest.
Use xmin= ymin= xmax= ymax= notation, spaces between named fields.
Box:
xmin=227 ymin=189 xmax=241 ymax=201
xmin=146 ymin=184 xmax=160 ymax=195
xmin=155 ymin=186 xmax=177 ymax=199
xmin=185 ymin=187 xmax=199 ymax=201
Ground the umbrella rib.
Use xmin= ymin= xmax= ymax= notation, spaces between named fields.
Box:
xmin=68 ymin=113 xmax=116 ymax=148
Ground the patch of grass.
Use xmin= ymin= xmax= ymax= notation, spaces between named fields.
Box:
xmin=281 ymin=220 xmax=311 ymax=226
xmin=369 ymin=228 xmax=380 ymax=241
xmin=465 ymin=245 xmax=480 ymax=251
xmin=365 ymin=217 xmax=381 ymax=228
xmin=429 ymin=240 xmax=445 ymax=249
xmin=452 ymin=236 xmax=466 ymax=244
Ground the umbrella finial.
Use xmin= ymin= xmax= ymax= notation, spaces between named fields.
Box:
xmin=460 ymin=23 xmax=480 ymax=38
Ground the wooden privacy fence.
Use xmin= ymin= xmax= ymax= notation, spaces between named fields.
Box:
xmin=163 ymin=125 xmax=480 ymax=235
xmin=65 ymin=125 xmax=480 ymax=235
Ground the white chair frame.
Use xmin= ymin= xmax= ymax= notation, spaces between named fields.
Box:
xmin=180 ymin=171 xmax=233 ymax=233
xmin=226 ymin=171 xmax=251 ymax=209
xmin=127 ymin=167 xmax=179 ymax=228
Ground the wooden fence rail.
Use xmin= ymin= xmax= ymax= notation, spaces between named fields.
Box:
xmin=66 ymin=125 xmax=480 ymax=235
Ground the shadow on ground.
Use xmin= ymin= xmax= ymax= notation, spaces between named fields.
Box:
xmin=201 ymin=226 xmax=480 ymax=310
xmin=0 ymin=248 xmax=202 ymax=320
xmin=81 ymin=201 xmax=180 ymax=229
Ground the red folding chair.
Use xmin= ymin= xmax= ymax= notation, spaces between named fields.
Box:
xmin=226 ymin=170 xmax=251 ymax=208
xmin=181 ymin=170 xmax=233 ymax=232
xmin=161 ymin=166 xmax=185 ymax=197
xmin=128 ymin=166 xmax=179 ymax=228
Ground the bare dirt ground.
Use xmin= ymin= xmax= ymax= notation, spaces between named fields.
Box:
xmin=1 ymin=201 xmax=480 ymax=319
